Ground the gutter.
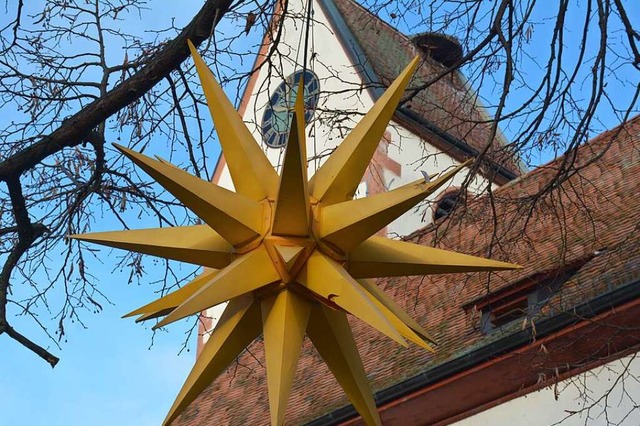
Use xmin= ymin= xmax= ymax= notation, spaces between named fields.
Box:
xmin=305 ymin=277 xmax=640 ymax=425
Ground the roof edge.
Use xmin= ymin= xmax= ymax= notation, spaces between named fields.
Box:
xmin=305 ymin=276 xmax=640 ymax=426
xmin=396 ymin=106 xmax=519 ymax=182
xmin=318 ymin=0 xmax=519 ymax=182
xmin=317 ymin=0 xmax=384 ymax=100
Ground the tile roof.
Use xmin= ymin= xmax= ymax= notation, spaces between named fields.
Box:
xmin=171 ymin=112 xmax=640 ymax=425
xmin=320 ymin=0 xmax=524 ymax=180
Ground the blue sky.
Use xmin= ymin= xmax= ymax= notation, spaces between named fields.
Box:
xmin=1 ymin=2 xmax=208 ymax=425
xmin=2 ymin=285 xmax=193 ymax=426
xmin=1 ymin=1 xmax=638 ymax=425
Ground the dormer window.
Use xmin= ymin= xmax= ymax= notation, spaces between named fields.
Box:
xmin=464 ymin=257 xmax=593 ymax=334
xmin=479 ymin=280 xmax=561 ymax=333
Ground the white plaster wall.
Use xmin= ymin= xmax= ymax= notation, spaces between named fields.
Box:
xmin=454 ymin=354 xmax=640 ymax=426
xmin=215 ymin=0 xmax=375 ymax=189
xmin=381 ymin=123 xmax=494 ymax=236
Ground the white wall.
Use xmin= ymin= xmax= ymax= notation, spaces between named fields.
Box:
xmin=454 ymin=354 xmax=640 ymax=426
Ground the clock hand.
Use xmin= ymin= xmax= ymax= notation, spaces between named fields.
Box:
xmin=272 ymin=105 xmax=300 ymax=113
xmin=271 ymin=105 xmax=290 ymax=112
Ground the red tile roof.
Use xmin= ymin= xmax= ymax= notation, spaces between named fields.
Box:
xmin=168 ymin=0 xmax=640 ymax=423
xmin=171 ymin=108 xmax=640 ymax=425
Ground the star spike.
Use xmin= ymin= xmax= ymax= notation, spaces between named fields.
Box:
xmin=154 ymin=245 xmax=280 ymax=329
xmin=317 ymin=178 xmax=428 ymax=251
xmin=357 ymin=279 xmax=435 ymax=344
xmin=162 ymin=295 xmax=261 ymax=426
xmin=307 ymin=304 xmax=381 ymax=426
xmin=123 ymin=269 xmax=219 ymax=320
xmin=309 ymin=56 xmax=421 ymax=205
xmin=317 ymin=159 xmax=472 ymax=251
xmin=318 ymin=160 xmax=471 ymax=251
xmin=366 ymin=294 xmax=434 ymax=351
xmin=428 ymin=158 xmax=473 ymax=187
xmin=188 ymin=40 xmax=278 ymax=200
xmin=358 ymin=279 xmax=434 ymax=350
xmin=154 ymin=155 xmax=181 ymax=168
xmin=348 ymin=236 xmax=521 ymax=279
xmin=271 ymin=79 xmax=311 ymax=237
xmin=115 ymin=144 xmax=263 ymax=246
xmin=298 ymin=251 xmax=407 ymax=346
xmin=68 ymin=225 xmax=233 ymax=269
xmin=261 ymin=290 xmax=311 ymax=426
xmin=134 ymin=308 xmax=174 ymax=323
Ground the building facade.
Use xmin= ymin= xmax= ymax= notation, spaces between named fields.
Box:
xmin=177 ymin=1 xmax=640 ymax=424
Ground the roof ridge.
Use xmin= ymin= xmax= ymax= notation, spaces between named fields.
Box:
xmin=492 ymin=113 xmax=640 ymax=193
xmin=332 ymin=0 xmax=419 ymax=51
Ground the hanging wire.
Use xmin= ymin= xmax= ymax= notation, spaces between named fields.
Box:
xmin=292 ymin=0 xmax=314 ymax=80
xmin=302 ymin=0 xmax=313 ymax=74
xmin=293 ymin=0 xmax=305 ymax=72
xmin=309 ymin=0 xmax=319 ymax=170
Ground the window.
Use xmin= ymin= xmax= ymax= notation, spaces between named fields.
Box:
xmin=479 ymin=282 xmax=562 ymax=334
xmin=483 ymin=291 xmax=530 ymax=330
xmin=434 ymin=191 xmax=461 ymax=221
xmin=464 ymin=258 xmax=592 ymax=334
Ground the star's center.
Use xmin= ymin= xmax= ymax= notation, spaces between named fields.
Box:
xmin=262 ymin=236 xmax=316 ymax=283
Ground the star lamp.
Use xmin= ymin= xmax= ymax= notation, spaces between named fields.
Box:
xmin=70 ymin=41 xmax=519 ymax=426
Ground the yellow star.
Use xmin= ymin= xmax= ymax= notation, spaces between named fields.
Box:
xmin=70 ymin=41 xmax=519 ymax=426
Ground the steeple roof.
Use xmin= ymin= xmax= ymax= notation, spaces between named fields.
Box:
xmin=319 ymin=0 xmax=524 ymax=182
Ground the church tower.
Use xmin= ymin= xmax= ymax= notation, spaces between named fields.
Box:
xmin=211 ymin=0 xmax=521 ymax=229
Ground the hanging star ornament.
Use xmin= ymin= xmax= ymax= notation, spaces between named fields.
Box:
xmin=70 ymin=41 xmax=519 ymax=426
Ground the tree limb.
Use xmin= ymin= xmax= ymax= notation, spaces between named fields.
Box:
xmin=0 ymin=0 xmax=235 ymax=181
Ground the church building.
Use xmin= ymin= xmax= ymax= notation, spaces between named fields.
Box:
xmin=175 ymin=0 xmax=640 ymax=424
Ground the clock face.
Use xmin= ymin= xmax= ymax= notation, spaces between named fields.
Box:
xmin=261 ymin=70 xmax=320 ymax=148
